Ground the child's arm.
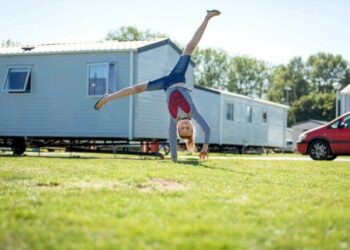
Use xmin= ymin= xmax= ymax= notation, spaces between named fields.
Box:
xmin=191 ymin=108 xmax=211 ymax=160
xmin=169 ymin=119 xmax=178 ymax=162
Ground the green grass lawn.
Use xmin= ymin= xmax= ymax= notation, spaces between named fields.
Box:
xmin=0 ymin=153 xmax=349 ymax=250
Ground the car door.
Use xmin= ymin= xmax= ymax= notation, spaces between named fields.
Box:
xmin=328 ymin=115 xmax=350 ymax=154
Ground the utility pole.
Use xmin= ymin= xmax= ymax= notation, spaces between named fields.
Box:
xmin=332 ymin=82 xmax=341 ymax=117
xmin=284 ymin=86 xmax=292 ymax=105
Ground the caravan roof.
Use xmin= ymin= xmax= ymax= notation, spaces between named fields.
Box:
xmin=194 ymin=85 xmax=289 ymax=109
xmin=341 ymin=84 xmax=350 ymax=95
xmin=0 ymin=38 xmax=178 ymax=56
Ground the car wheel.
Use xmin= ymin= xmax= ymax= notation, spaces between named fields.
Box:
xmin=308 ymin=140 xmax=331 ymax=161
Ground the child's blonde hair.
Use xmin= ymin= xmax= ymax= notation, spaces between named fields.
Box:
xmin=177 ymin=122 xmax=196 ymax=153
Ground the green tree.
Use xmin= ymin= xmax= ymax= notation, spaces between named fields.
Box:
xmin=268 ymin=57 xmax=309 ymax=104
xmin=307 ymin=53 xmax=350 ymax=93
xmin=106 ymin=26 xmax=167 ymax=41
xmin=288 ymin=92 xmax=335 ymax=124
xmin=227 ymin=56 xmax=270 ymax=98
xmin=192 ymin=48 xmax=228 ymax=89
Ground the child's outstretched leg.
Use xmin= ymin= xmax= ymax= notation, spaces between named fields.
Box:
xmin=94 ymin=82 xmax=148 ymax=110
xmin=95 ymin=72 xmax=168 ymax=110
xmin=183 ymin=10 xmax=221 ymax=56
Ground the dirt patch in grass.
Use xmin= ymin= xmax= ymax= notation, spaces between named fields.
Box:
xmin=35 ymin=181 xmax=122 ymax=190
xmin=35 ymin=179 xmax=185 ymax=192
xmin=67 ymin=181 xmax=119 ymax=190
xmin=138 ymin=178 xmax=185 ymax=192
xmin=36 ymin=182 xmax=60 ymax=187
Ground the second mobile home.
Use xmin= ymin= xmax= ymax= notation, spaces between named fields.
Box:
xmin=193 ymin=86 xmax=289 ymax=149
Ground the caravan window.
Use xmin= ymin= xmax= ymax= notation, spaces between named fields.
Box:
xmin=88 ymin=63 xmax=117 ymax=96
xmin=262 ymin=108 xmax=268 ymax=123
xmin=247 ymin=106 xmax=253 ymax=123
xmin=108 ymin=63 xmax=117 ymax=93
xmin=226 ymin=103 xmax=234 ymax=121
xmin=3 ymin=66 xmax=31 ymax=93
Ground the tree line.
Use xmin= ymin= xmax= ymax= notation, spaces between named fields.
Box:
xmin=3 ymin=26 xmax=349 ymax=125
xmin=193 ymin=50 xmax=350 ymax=125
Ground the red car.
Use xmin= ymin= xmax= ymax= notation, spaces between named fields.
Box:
xmin=297 ymin=111 xmax=350 ymax=160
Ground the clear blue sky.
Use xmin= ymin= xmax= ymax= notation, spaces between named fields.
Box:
xmin=1 ymin=0 xmax=349 ymax=64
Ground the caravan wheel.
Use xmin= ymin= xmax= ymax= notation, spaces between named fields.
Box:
xmin=12 ymin=138 xmax=27 ymax=156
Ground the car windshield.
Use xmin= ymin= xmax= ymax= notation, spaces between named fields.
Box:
xmin=343 ymin=115 xmax=350 ymax=128
xmin=330 ymin=114 xmax=350 ymax=128
xmin=330 ymin=120 xmax=340 ymax=129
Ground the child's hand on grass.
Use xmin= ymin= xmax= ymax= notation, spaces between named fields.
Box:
xmin=199 ymin=145 xmax=209 ymax=160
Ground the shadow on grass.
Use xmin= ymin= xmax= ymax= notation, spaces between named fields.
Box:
xmin=177 ymin=159 xmax=247 ymax=175
xmin=0 ymin=154 xmax=96 ymax=160
xmin=0 ymin=153 xmax=165 ymax=161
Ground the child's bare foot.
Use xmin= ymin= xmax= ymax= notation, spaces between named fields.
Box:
xmin=94 ymin=95 xmax=108 ymax=110
xmin=206 ymin=10 xmax=221 ymax=18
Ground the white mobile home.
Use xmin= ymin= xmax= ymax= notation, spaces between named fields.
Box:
xmin=341 ymin=84 xmax=350 ymax=114
xmin=0 ymin=39 xmax=194 ymax=151
xmin=193 ymin=86 xmax=289 ymax=149
xmin=0 ymin=39 xmax=289 ymax=155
